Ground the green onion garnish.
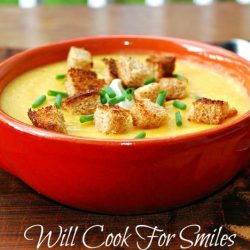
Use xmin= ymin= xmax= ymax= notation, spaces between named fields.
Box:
xmin=80 ymin=114 xmax=94 ymax=123
xmin=173 ymin=100 xmax=187 ymax=110
xmin=32 ymin=95 xmax=46 ymax=109
xmin=144 ymin=77 xmax=156 ymax=85
xmin=56 ymin=74 xmax=66 ymax=80
xmin=126 ymin=93 xmax=133 ymax=101
xmin=134 ymin=131 xmax=146 ymax=139
xmin=100 ymin=96 xmax=107 ymax=104
xmin=100 ymin=90 xmax=107 ymax=104
xmin=121 ymin=89 xmax=132 ymax=101
xmin=54 ymin=94 xmax=62 ymax=108
xmin=175 ymin=111 xmax=183 ymax=127
xmin=156 ymin=90 xmax=167 ymax=106
xmin=126 ymin=88 xmax=135 ymax=95
xmin=122 ymin=88 xmax=135 ymax=101
xmin=108 ymin=96 xmax=125 ymax=105
xmin=173 ymin=74 xmax=185 ymax=79
xmin=47 ymin=90 xmax=68 ymax=98
xmin=104 ymin=86 xmax=116 ymax=98
xmin=100 ymin=90 xmax=106 ymax=97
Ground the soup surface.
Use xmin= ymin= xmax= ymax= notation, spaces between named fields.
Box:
xmin=1 ymin=54 xmax=250 ymax=139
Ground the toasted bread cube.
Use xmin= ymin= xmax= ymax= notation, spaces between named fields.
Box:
xmin=94 ymin=105 xmax=133 ymax=134
xmin=134 ymin=77 xmax=187 ymax=102
xmin=65 ymin=68 xmax=105 ymax=96
xmin=147 ymin=55 xmax=176 ymax=80
xmin=188 ymin=98 xmax=238 ymax=125
xmin=159 ymin=77 xmax=187 ymax=100
xmin=67 ymin=47 xmax=93 ymax=70
xmin=115 ymin=56 xmax=151 ymax=88
xmin=62 ymin=90 xmax=100 ymax=115
xmin=131 ymin=99 xmax=168 ymax=129
xmin=28 ymin=106 xmax=67 ymax=134
xmin=103 ymin=58 xmax=119 ymax=84
xmin=134 ymin=83 xmax=160 ymax=102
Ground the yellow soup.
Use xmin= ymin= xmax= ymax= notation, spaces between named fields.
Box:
xmin=1 ymin=54 xmax=250 ymax=139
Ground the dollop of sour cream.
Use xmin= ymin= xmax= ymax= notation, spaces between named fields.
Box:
xmin=108 ymin=79 xmax=134 ymax=109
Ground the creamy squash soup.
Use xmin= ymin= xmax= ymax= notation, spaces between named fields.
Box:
xmin=1 ymin=47 xmax=250 ymax=139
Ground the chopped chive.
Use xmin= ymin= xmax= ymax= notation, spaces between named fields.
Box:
xmin=80 ymin=114 xmax=94 ymax=123
xmin=144 ymin=77 xmax=156 ymax=85
xmin=175 ymin=111 xmax=182 ymax=127
xmin=134 ymin=131 xmax=146 ymax=139
xmin=126 ymin=93 xmax=133 ymax=101
xmin=100 ymin=90 xmax=107 ymax=98
xmin=108 ymin=96 xmax=125 ymax=105
xmin=121 ymin=89 xmax=133 ymax=101
xmin=173 ymin=74 xmax=185 ymax=79
xmin=173 ymin=100 xmax=187 ymax=110
xmin=54 ymin=94 xmax=62 ymax=108
xmin=100 ymin=90 xmax=107 ymax=104
xmin=104 ymin=86 xmax=116 ymax=98
xmin=100 ymin=95 xmax=107 ymax=104
xmin=156 ymin=90 xmax=167 ymax=106
xmin=56 ymin=74 xmax=66 ymax=80
xmin=126 ymin=88 xmax=135 ymax=95
xmin=121 ymin=89 xmax=128 ymax=99
xmin=100 ymin=90 xmax=106 ymax=97
xmin=32 ymin=95 xmax=46 ymax=109
xmin=47 ymin=90 xmax=68 ymax=98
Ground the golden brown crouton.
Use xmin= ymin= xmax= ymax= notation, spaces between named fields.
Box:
xmin=28 ymin=106 xmax=67 ymax=134
xmin=94 ymin=105 xmax=133 ymax=134
xmin=62 ymin=90 xmax=100 ymax=115
xmin=134 ymin=77 xmax=187 ymax=102
xmin=131 ymin=99 xmax=168 ymax=129
xmin=159 ymin=77 xmax=187 ymax=100
xmin=147 ymin=55 xmax=176 ymax=80
xmin=102 ymin=58 xmax=119 ymax=84
xmin=67 ymin=46 xmax=93 ymax=70
xmin=115 ymin=56 xmax=151 ymax=88
xmin=188 ymin=98 xmax=238 ymax=125
xmin=134 ymin=83 xmax=160 ymax=102
xmin=65 ymin=68 xmax=105 ymax=96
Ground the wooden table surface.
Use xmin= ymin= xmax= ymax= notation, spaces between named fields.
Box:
xmin=0 ymin=4 xmax=250 ymax=249
xmin=0 ymin=3 xmax=250 ymax=48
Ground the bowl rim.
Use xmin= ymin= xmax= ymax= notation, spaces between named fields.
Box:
xmin=0 ymin=35 xmax=249 ymax=146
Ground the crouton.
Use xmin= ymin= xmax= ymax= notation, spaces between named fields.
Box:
xmin=134 ymin=83 xmax=160 ymax=102
xmin=159 ymin=77 xmax=187 ymax=100
xmin=65 ymin=68 xmax=105 ymax=96
xmin=103 ymin=58 xmax=119 ymax=84
xmin=28 ymin=106 xmax=67 ymax=134
xmin=188 ymin=98 xmax=238 ymax=125
xmin=94 ymin=105 xmax=133 ymax=134
xmin=67 ymin=46 xmax=93 ymax=70
xmin=115 ymin=56 xmax=151 ymax=88
xmin=62 ymin=90 xmax=100 ymax=115
xmin=146 ymin=55 xmax=176 ymax=80
xmin=134 ymin=77 xmax=187 ymax=102
xmin=131 ymin=99 xmax=168 ymax=129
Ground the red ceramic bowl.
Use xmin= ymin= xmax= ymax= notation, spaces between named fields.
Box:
xmin=0 ymin=36 xmax=249 ymax=215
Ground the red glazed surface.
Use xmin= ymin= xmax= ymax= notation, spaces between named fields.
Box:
xmin=0 ymin=36 xmax=249 ymax=214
